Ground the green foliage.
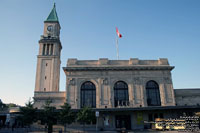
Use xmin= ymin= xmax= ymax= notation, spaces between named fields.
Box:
xmin=7 ymin=103 xmax=18 ymax=108
xmin=77 ymin=106 xmax=96 ymax=124
xmin=18 ymin=100 xmax=37 ymax=126
xmin=59 ymin=102 xmax=75 ymax=125
xmin=0 ymin=101 xmax=7 ymax=111
xmin=39 ymin=99 xmax=58 ymax=133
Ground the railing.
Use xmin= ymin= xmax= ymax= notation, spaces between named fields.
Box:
xmin=115 ymin=100 xmax=130 ymax=108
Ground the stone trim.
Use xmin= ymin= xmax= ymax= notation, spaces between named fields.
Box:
xmin=39 ymin=39 xmax=62 ymax=49
xmin=67 ymin=58 xmax=170 ymax=66
xmin=63 ymin=66 xmax=174 ymax=71
xmin=37 ymin=55 xmax=59 ymax=58
xmin=33 ymin=97 xmax=65 ymax=100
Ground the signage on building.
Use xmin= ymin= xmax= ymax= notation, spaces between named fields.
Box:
xmin=137 ymin=112 xmax=143 ymax=125
xmin=96 ymin=111 xmax=99 ymax=117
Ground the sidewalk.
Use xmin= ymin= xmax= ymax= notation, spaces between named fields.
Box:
xmin=0 ymin=128 xmax=196 ymax=133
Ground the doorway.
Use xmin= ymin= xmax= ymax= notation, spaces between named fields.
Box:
xmin=115 ymin=115 xmax=131 ymax=130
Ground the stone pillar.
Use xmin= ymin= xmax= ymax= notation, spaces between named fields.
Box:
xmin=133 ymin=77 xmax=143 ymax=107
xmin=128 ymin=83 xmax=134 ymax=107
xmin=110 ymin=80 xmax=114 ymax=108
xmin=97 ymin=78 xmax=101 ymax=108
xmin=45 ymin=44 xmax=48 ymax=55
xmin=141 ymin=84 xmax=146 ymax=107
xmin=39 ymin=43 xmax=43 ymax=55
xmin=163 ymin=77 xmax=175 ymax=106
xmin=76 ymin=79 xmax=81 ymax=109
xmin=67 ymin=78 xmax=77 ymax=108
xmin=101 ymin=78 xmax=110 ymax=108
xmin=108 ymin=78 xmax=112 ymax=108
xmin=159 ymin=83 xmax=166 ymax=106
xmin=53 ymin=44 xmax=56 ymax=55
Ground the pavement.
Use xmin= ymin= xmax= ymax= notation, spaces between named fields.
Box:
xmin=0 ymin=128 xmax=198 ymax=133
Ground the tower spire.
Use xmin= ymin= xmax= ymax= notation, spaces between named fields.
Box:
xmin=45 ymin=3 xmax=59 ymax=22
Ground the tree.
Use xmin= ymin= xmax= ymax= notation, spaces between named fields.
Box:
xmin=39 ymin=99 xmax=58 ymax=133
xmin=0 ymin=99 xmax=7 ymax=111
xmin=59 ymin=102 xmax=75 ymax=132
xmin=77 ymin=106 xmax=96 ymax=131
xmin=7 ymin=103 xmax=18 ymax=108
xmin=18 ymin=100 xmax=37 ymax=128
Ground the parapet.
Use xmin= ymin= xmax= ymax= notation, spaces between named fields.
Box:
xmin=67 ymin=58 xmax=170 ymax=67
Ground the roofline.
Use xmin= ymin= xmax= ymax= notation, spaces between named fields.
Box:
xmin=174 ymin=88 xmax=200 ymax=90
xmin=63 ymin=66 xmax=174 ymax=71
xmin=44 ymin=21 xmax=60 ymax=23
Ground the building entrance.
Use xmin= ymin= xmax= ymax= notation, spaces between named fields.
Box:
xmin=115 ymin=115 xmax=131 ymax=130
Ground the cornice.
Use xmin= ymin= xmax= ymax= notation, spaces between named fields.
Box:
xmin=63 ymin=66 xmax=175 ymax=71
xmin=39 ymin=38 xmax=61 ymax=45
xmin=33 ymin=97 xmax=65 ymax=100
xmin=37 ymin=55 xmax=60 ymax=58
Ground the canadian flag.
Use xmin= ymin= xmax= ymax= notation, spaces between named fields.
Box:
xmin=116 ymin=27 xmax=122 ymax=38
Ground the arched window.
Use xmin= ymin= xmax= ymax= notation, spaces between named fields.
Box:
xmin=146 ymin=81 xmax=161 ymax=106
xmin=81 ymin=81 xmax=96 ymax=108
xmin=114 ymin=81 xmax=129 ymax=107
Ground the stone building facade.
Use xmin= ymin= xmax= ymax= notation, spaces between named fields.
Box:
xmin=64 ymin=58 xmax=175 ymax=109
xmin=33 ymin=4 xmax=200 ymax=130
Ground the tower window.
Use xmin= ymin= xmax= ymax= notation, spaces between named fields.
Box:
xmin=50 ymin=44 xmax=53 ymax=55
xmin=42 ymin=44 xmax=46 ymax=55
xmin=45 ymin=76 xmax=47 ymax=80
xmin=44 ymin=88 xmax=46 ymax=91
xmin=46 ymin=63 xmax=48 ymax=66
xmin=46 ymin=44 xmax=50 ymax=55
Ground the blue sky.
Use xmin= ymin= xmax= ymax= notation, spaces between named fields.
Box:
xmin=0 ymin=0 xmax=199 ymax=105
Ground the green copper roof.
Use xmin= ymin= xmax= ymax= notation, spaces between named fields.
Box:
xmin=45 ymin=3 xmax=59 ymax=22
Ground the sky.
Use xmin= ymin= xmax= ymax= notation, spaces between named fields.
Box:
xmin=0 ymin=0 xmax=199 ymax=106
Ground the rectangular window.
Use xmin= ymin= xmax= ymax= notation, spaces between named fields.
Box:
xmin=42 ymin=44 xmax=46 ymax=55
xmin=46 ymin=44 xmax=50 ymax=55
xmin=50 ymin=44 xmax=53 ymax=55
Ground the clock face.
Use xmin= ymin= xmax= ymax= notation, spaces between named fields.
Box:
xmin=47 ymin=25 xmax=53 ymax=32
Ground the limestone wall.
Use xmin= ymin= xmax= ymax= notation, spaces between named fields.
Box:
xmin=33 ymin=91 xmax=65 ymax=109
xmin=64 ymin=58 xmax=175 ymax=109
xmin=174 ymin=89 xmax=200 ymax=106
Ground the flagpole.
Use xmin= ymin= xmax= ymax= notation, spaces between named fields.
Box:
xmin=116 ymin=34 xmax=119 ymax=60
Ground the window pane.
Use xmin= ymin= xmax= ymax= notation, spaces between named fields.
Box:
xmin=81 ymin=81 xmax=96 ymax=108
xmin=114 ymin=81 xmax=129 ymax=107
xmin=146 ymin=81 xmax=161 ymax=106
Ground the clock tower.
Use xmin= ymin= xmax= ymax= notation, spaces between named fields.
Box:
xmin=35 ymin=3 xmax=62 ymax=92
